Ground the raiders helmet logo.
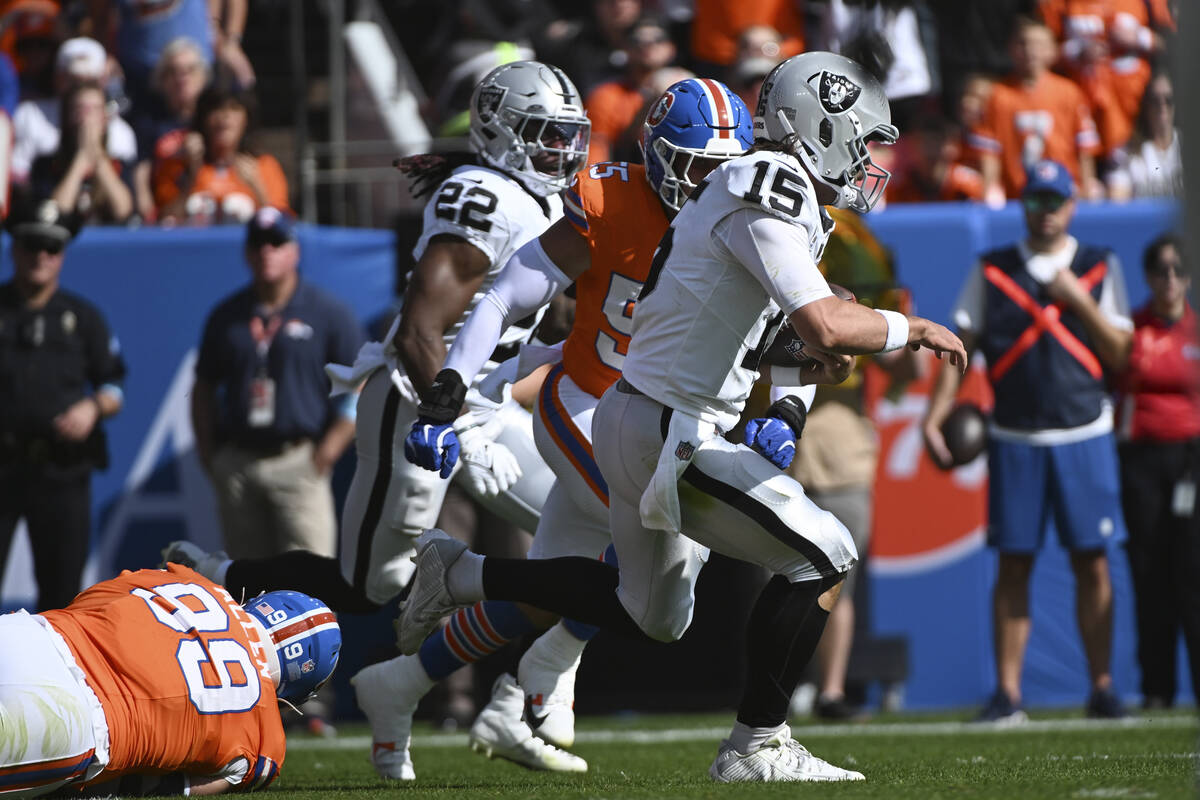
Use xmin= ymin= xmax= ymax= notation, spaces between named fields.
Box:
xmin=477 ymin=85 xmax=507 ymax=121
xmin=646 ymin=91 xmax=675 ymax=127
xmin=817 ymin=71 xmax=861 ymax=113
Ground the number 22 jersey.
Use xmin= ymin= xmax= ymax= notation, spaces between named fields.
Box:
xmin=42 ymin=565 xmax=286 ymax=790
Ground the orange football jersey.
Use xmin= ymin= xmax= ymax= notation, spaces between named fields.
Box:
xmin=42 ymin=565 xmax=286 ymax=790
xmin=560 ymin=162 xmax=670 ymax=398
xmin=969 ymin=72 xmax=1101 ymax=197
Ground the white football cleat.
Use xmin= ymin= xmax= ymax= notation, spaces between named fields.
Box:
xmin=469 ymin=674 xmax=587 ymax=773
xmin=518 ymin=645 xmax=580 ymax=749
xmin=160 ymin=540 xmax=227 ymax=582
xmin=351 ymin=656 xmax=433 ymax=781
xmin=709 ymin=728 xmax=865 ymax=783
xmin=395 ymin=529 xmax=470 ymax=656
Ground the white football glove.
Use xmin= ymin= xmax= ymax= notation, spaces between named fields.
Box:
xmin=455 ymin=425 xmax=523 ymax=497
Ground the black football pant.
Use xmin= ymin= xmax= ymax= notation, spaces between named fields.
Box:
xmin=1119 ymin=439 xmax=1200 ymax=705
xmin=0 ymin=469 xmax=90 ymax=611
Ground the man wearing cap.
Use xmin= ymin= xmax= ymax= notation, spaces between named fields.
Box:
xmin=0 ymin=199 xmax=126 ymax=610
xmin=191 ymin=207 xmax=364 ymax=562
xmin=11 ymin=36 xmax=137 ymax=185
xmin=922 ymin=159 xmax=1134 ymax=722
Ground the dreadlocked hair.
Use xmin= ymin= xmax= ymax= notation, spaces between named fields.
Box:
xmin=394 ymin=151 xmax=480 ymax=198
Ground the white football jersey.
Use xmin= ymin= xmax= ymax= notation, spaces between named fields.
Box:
xmin=410 ymin=164 xmax=563 ymax=361
xmin=622 ymin=150 xmax=834 ymax=432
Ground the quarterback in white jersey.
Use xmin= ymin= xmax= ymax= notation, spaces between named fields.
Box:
xmin=394 ymin=52 xmax=965 ymax=784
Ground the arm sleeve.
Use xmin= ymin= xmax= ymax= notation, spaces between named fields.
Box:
xmin=1099 ymin=253 xmax=1134 ymax=331
xmin=714 ymin=208 xmax=832 ymax=315
xmin=769 ymin=383 xmax=817 ymax=410
xmin=951 ymin=261 xmax=986 ymax=335
xmin=442 ymin=237 xmax=572 ymax=382
xmin=84 ymin=307 xmax=127 ymax=390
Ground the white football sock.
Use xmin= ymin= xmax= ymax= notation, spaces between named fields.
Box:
xmin=729 ymin=721 xmax=788 ymax=755
xmin=446 ymin=549 xmax=485 ymax=602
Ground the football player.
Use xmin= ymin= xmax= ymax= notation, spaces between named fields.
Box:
xmin=162 ymin=60 xmax=591 ymax=780
xmin=400 ymin=52 xmax=966 ymax=782
xmin=0 ymin=565 xmax=339 ymax=797
xmin=369 ymin=77 xmax=775 ymax=779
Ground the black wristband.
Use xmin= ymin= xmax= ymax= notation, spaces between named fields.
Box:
xmin=417 ymin=369 xmax=467 ymax=424
xmin=766 ymin=394 xmax=808 ymax=439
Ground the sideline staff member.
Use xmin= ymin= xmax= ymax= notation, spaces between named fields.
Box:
xmin=192 ymin=207 xmax=363 ymax=561
xmin=0 ymin=200 xmax=126 ymax=610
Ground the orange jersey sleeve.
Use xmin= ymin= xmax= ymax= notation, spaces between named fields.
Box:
xmin=560 ymin=162 xmax=670 ymax=397
xmin=43 ymin=566 xmax=286 ymax=791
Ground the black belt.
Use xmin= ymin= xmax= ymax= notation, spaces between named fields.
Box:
xmin=615 ymin=377 xmax=644 ymax=395
xmin=227 ymin=438 xmax=310 ymax=457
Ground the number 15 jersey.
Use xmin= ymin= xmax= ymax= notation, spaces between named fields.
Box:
xmin=560 ymin=162 xmax=669 ymax=398
xmin=623 ymin=151 xmax=834 ymax=432
xmin=42 ymin=565 xmax=286 ymax=790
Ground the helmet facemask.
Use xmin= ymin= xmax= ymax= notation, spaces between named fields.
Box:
xmin=501 ymin=108 xmax=590 ymax=195
xmin=649 ymin=137 xmax=742 ymax=210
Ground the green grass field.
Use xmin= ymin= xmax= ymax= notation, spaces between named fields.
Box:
xmin=271 ymin=711 xmax=1199 ymax=800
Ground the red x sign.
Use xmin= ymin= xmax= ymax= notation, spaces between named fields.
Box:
xmin=983 ymin=262 xmax=1108 ymax=383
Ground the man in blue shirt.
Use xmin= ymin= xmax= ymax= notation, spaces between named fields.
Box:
xmin=923 ymin=160 xmax=1132 ymax=722
xmin=192 ymin=207 xmax=364 ymax=561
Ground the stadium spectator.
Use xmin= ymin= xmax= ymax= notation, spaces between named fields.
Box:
xmin=24 ymin=81 xmax=134 ymax=222
xmin=887 ymin=114 xmax=984 ymax=203
xmin=1106 ymin=0 xmax=1174 ymax=127
xmin=922 ymin=160 xmax=1131 ymax=722
xmin=1038 ymin=0 xmax=1133 ymax=157
xmin=1112 ymin=234 xmax=1200 ymax=709
xmin=11 ymin=36 xmax=137 ymax=187
xmin=0 ymin=199 xmax=125 ymax=611
xmin=130 ymin=37 xmax=209 ymax=221
xmin=810 ymin=0 xmax=937 ymax=130
xmin=689 ymin=0 xmax=803 ymax=75
xmin=929 ymin=0 xmax=1037 ymax=121
xmin=86 ymin=0 xmax=215 ymax=109
xmin=0 ymin=564 xmax=339 ymax=797
xmin=537 ymin=0 xmax=643 ymax=95
xmin=191 ymin=207 xmax=362 ymax=562
xmin=584 ymin=16 xmax=677 ymax=164
xmin=726 ymin=25 xmax=783 ymax=109
xmin=968 ymin=17 xmax=1102 ymax=204
xmin=153 ymin=85 xmax=288 ymax=224
xmin=1106 ymin=70 xmax=1180 ymax=200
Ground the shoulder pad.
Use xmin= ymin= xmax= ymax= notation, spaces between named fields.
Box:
xmin=718 ymin=152 xmax=818 ymax=223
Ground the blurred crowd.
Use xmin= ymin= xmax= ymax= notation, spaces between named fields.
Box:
xmin=401 ymin=0 xmax=1180 ymax=208
xmin=0 ymin=0 xmax=1179 ymax=230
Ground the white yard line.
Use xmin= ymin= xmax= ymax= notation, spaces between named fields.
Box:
xmin=289 ymin=715 xmax=1199 ymax=751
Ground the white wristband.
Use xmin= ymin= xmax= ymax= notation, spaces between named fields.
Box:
xmin=876 ymin=309 xmax=909 ymax=353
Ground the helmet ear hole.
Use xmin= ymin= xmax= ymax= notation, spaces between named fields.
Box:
xmin=819 ymin=118 xmax=833 ymax=148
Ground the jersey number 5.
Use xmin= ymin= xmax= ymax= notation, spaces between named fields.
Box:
xmin=595 ymin=272 xmax=643 ymax=370
xmin=135 ymin=583 xmax=262 ymax=714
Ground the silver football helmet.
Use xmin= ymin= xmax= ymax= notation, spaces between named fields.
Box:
xmin=753 ymin=51 xmax=898 ymax=212
xmin=468 ymin=61 xmax=591 ymax=197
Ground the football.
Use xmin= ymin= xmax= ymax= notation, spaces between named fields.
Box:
xmin=761 ymin=282 xmax=857 ymax=366
xmin=940 ymin=402 xmax=987 ymax=468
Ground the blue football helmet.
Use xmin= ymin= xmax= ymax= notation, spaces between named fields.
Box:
xmin=640 ymin=78 xmax=753 ymax=210
xmin=244 ymin=590 xmax=341 ymax=704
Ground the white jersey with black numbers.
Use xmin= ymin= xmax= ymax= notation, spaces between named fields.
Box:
xmin=406 ymin=164 xmax=562 ymax=377
xmin=622 ymin=150 xmax=835 ymax=432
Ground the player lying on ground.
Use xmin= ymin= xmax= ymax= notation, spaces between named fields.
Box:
xmin=0 ymin=564 xmax=339 ymax=797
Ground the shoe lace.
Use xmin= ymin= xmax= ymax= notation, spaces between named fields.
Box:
xmin=761 ymin=728 xmax=810 ymax=771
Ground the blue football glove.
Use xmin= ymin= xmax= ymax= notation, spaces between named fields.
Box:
xmin=404 ymin=420 xmax=460 ymax=478
xmin=744 ymin=417 xmax=797 ymax=469
xmin=743 ymin=394 xmax=808 ymax=470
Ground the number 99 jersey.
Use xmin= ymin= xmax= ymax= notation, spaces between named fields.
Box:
xmin=412 ymin=164 xmax=564 ymax=373
xmin=41 ymin=565 xmax=286 ymax=790
xmin=559 ymin=161 xmax=669 ymax=398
